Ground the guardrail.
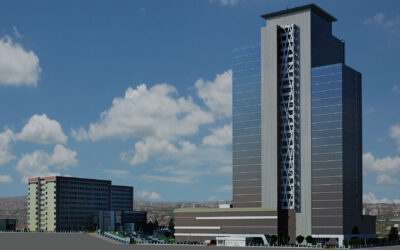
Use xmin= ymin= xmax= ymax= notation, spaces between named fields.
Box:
xmin=102 ymin=232 xmax=130 ymax=244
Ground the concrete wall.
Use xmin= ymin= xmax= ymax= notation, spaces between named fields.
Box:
xmin=261 ymin=24 xmax=278 ymax=210
xmin=28 ymin=180 xmax=38 ymax=231
xmin=46 ymin=180 xmax=57 ymax=231
xmin=174 ymin=208 xmax=278 ymax=243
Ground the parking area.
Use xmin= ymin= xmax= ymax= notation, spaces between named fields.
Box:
xmin=0 ymin=233 xmax=399 ymax=250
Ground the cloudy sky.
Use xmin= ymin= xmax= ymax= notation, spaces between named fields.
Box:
xmin=0 ymin=0 xmax=399 ymax=203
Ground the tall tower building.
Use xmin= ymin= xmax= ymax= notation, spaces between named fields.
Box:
xmin=175 ymin=4 xmax=375 ymax=245
xmin=232 ymin=4 xmax=376 ymax=238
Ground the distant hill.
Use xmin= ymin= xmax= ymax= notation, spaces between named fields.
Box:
xmin=0 ymin=195 xmax=223 ymax=229
xmin=0 ymin=196 xmax=27 ymax=229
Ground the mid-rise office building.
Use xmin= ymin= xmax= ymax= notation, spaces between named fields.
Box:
xmin=175 ymin=4 xmax=375 ymax=246
xmin=27 ymin=176 xmax=133 ymax=232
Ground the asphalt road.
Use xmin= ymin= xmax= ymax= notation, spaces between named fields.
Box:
xmin=0 ymin=233 xmax=399 ymax=250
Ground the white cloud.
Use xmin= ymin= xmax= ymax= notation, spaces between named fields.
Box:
xmin=393 ymin=85 xmax=400 ymax=92
xmin=208 ymin=196 xmax=218 ymax=201
xmin=71 ymin=71 xmax=233 ymax=169
xmin=0 ymin=175 xmax=12 ymax=183
xmin=140 ymin=174 xmax=192 ymax=184
xmin=363 ymin=192 xmax=400 ymax=204
xmin=0 ymin=129 xmax=16 ymax=166
xmin=363 ymin=152 xmax=400 ymax=175
xmin=104 ymin=169 xmax=129 ymax=178
xmin=18 ymin=114 xmax=67 ymax=144
xmin=203 ymin=123 xmax=232 ymax=146
xmin=15 ymin=145 xmax=77 ymax=183
xmin=195 ymin=70 xmax=232 ymax=117
xmin=131 ymin=138 xmax=178 ymax=165
xmin=365 ymin=107 xmax=375 ymax=115
xmin=385 ymin=15 xmax=400 ymax=28
xmin=209 ymin=0 xmax=239 ymax=6
xmin=215 ymin=165 xmax=232 ymax=176
xmin=364 ymin=12 xmax=385 ymax=25
xmin=146 ymin=175 xmax=186 ymax=184
xmin=72 ymin=84 xmax=213 ymax=141
xmin=364 ymin=13 xmax=400 ymax=34
xmin=179 ymin=140 xmax=197 ymax=154
xmin=137 ymin=190 xmax=162 ymax=200
xmin=12 ymin=26 xmax=23 ymax=39
xmin=389 ymin=124 xmax=400 ymax=152
xmin=216 ymin=185 xmax=232 ymax=192
xmin=50 ymin=144 xmax=78 ymax=170
xmin=143 ymin=165 xmax=210 ymax=184
xmin=376 ymin=174 xmax=399 ymax=184
xmin=0 ymin=36 xmax=41 ymax=86
xmin=142 ymin=163 xmax=215 ymax=184
xmin=130 ymin=137 xmax=196 ymax=166
xmin=15 ymin=151 xmax=59 ymax=184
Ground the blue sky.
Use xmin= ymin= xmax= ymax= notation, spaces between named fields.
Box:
xmin=0 ymin=0 xmax=399 ymax=203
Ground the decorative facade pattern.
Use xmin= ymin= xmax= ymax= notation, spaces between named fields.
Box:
xmin=277 ymin=24 xmax=300 ymax=210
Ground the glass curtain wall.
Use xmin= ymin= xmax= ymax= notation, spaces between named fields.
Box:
xmin=311 ymin=63 xmax=343 ymax=234
xmin=232 ymin=45 xmax=261 ymax=208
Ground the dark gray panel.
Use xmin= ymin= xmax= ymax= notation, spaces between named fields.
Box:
xmin=312 ymin=192 xmax=342 ymax=200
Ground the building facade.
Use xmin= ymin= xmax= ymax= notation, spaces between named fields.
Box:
xmin=27 ymin=176 xmax=133 ymax=232
xmin=111 ymin=185 xmax=134 ymax=211
xmin=94 ymin=210 xmax=147 ymax=233
xmin=0 ymin=219 xmax=16 ymax=231
xmin=175 ymin=4 xmax=375 ymax=245
xmin=232 ymin=45 xmax=261 ymax=208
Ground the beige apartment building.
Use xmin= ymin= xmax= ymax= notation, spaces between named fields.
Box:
xmin=28 ymin=177 xmax=57 ymax=232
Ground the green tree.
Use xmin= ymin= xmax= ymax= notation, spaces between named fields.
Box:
xmin=168 ymin=218 xmax=175 ymax=231
xmin=154 ymin=218 xmax=159 ymax=232
xmin=343 ymin=239 xmax=349 ymax=248
xmin=388 ymin=227 xmax=399 ymax=243
xmin=306 ymin=235 xmax=313 ymax=245
xmin=280 ymin=235 xmax=289 ymax=245
xmin=296 ymin=235 xmax=304 ymax=244
xmin=270 ymin=235 xmax=277 ymax=245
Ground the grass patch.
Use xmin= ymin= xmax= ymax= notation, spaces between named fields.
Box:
xmin=111 ymin=232 xmax=128 ymax=239
xmin=159 ymin=237 xmax=175 ymax=242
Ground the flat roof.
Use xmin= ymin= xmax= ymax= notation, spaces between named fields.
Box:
xmin=261 ymin=4 xmax=337 ymax=22
xmin=28 ymin=176 xmax=112 ymax=184
xmin=174 ymin=207 xmax=276 ymax=213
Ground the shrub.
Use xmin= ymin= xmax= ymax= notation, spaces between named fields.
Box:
xmin=388 ymin=227 xmax=399 ymax=243
xmin=349 ymin=238 xmax=365 ymax=247
xmin=343 ymin=239 xmax=349 ymax=248
xmin=306 ymin=235 xmax=313 ymax=244
xmin=280 ymin=235 xmax=289 ymax=245
xmin=270 ymin=235 xmax=277 ymax=245
xmin=296 ymin=235 xmax=304 ymax=244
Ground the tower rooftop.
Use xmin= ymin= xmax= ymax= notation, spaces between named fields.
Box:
xmin=261 ymin=4 xmax=337 ymax=22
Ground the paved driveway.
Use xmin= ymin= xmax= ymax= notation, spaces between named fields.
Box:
xmin=1 ymin=233 xmax=399 ymax=250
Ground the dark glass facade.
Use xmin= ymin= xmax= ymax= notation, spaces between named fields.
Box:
xmin=232 ymin=45 xmax=261 ymax=208
xmin=55 ymin=177 xmax=134 ymax=231
xmin=57 ymin=177 xmax=111 ymax=231
xmin=111 ymin=185 xmax=133 ymax=211
xmin=311 ymin=63 xmax=362 ymax=234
